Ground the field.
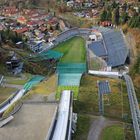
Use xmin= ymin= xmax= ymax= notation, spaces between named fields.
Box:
xmin=27 ymin=74 xmax=57 ymax=95
xmin=0 ymin=87 xmax=17 ymax=104
xmin=73 ymin=114 xmax=91 ymax=140
xmin=53 ymin=36 xmax=86 ymax=63
xmin=5 ymin=73 xmax=32 ymax=85
xmin=101 ymin=125 xmax=124 ymax=140
xmin=73 ymin=74 xmax=135 ymax=140
xmin=74 ymin=74 xmax=131 ymax=120
xmin=56 ymin=86 xmax=79 ymax=99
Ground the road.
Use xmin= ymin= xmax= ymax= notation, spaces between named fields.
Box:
xmin=87 ymin=116 xmax=120 ymax=140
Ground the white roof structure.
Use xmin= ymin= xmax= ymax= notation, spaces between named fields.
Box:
xmin=52 ymin=90 xmax=72 ymax=140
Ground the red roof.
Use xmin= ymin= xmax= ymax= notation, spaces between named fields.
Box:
xmin=14 ymin=27 xmax=28 ymax=34
xmin=100 ymin=21 xmax=112 ymax=26
xmin=17 ymin=17 xmax=26 ymax=22
xmin=27 ymin=21 xmax=37 ymax=26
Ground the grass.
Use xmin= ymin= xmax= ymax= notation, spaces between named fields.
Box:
xmin=53 ymin=36 xmax=86 ymax=63
xmin=0 ymin=87 xmax=17 ymax=104
xmin=73 ymin=114 xmax=91 ymax=140
xmin=56 ymin=86 xmax=79 ymax=99
xmin=5 ymin=73 xmax=32 ymax=85
xmin=27 ymin=74 xmax=57 ymax=95
xmin=101 ymin=125 xmax=124 ymax=140
xmin=60 ymin=12 xmax=97 ymax=28
xmin=89 ymin=56 xmax=103 ymax=70
xmin=74 ymin=74 xmax=131 ymax=120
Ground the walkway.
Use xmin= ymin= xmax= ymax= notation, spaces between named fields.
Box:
xmin=2 ymin=84 xmax=23 ymax=90
xmin=88 ymin=116 xmax=120 ymax=140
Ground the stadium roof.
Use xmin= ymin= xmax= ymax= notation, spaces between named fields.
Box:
xmin=103 ymin=30 xmax=129 ymax=67
xmin=89 ymin=28 xmax=129 ymax=67
xmin=89 ymin=41 xmax=107 ymax=57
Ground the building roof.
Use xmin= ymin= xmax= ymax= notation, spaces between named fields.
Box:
xmin=89 ymin=41 xmax=107 ymax=57
xmin=14 ymin=27 xmax=28 ymax=34
xmin=90 ymin=28 xmax=129 ymax=67
xmin=103 ymin=30 xmax=129 ymax=67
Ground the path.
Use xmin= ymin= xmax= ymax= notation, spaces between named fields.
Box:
xmin=2 ymin=84 xmax=23 ymax=90
xmin=87 ymin=116 xmax=120 ymax=140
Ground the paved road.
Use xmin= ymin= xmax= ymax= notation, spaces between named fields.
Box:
xmin=87 ymin=116 xmax=120 ymax=140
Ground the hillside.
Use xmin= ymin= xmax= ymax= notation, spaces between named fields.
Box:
xmin=127 ymin=28 xmax=140 ymax=103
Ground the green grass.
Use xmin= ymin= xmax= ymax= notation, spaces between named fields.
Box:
xmin=73 ymin=114 xmax=91 ymax=140
xmin=89 ymin=56 xmax=102 ymax=70
xmin=74 ymin=74 xmax=131 ymax=120
xmin=0 ymin=87 xmax=17 ymax=104
xmin=101 ymin=125 xmax=124 ymax=140
xmin=27 ymin=74 xmax=57 ymax=95
xmin=56 ymin=86 xmax=79 ymax=99
xmin=5 ymin=73 xmax=32 ymax=85
xmin=53 ymin=36 xmax=86 ymax=63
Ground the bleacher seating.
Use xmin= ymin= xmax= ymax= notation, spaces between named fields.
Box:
xmin=89 ymin=28 xmax=129 ymax=67
xmin=102 ymin=30 xmax=128 ymax=67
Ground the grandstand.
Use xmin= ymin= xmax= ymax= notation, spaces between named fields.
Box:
xmin=89 ymin=41 xmax=107 ymax=57
xmin=89 ymin=28 xmax=129 ymax=67
xmin=54 ymin=28 xmax=80 ymax=45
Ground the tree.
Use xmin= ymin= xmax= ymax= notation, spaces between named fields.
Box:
xmin=106 ymin=10 xmax=112 ymax=21
xmin=120 ymin=12 xmax=128 ymax=24
xmin=100 ymin=9 xmax=108 ymax=21
xmin=112 ymin=1 xmax=118 ymax=9
xmin=112 ymin=7 xmax=120 ymax=25
xmin=128 ymin=15 xmax=140 ymax=28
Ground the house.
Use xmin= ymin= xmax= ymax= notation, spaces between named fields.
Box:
xmin=14 ymin=27 xmax=28 ymax=34
xmin=27 ymin=40 xmax=43 ymax=53
xmin=100 ymin=21 xmax=112 ymax=27
xmin=17 ymin=16 xmax=27 ymax=24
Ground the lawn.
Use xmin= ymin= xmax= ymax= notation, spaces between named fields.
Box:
xmin=73 ymin=114 xmax=91 ymax=140
xmin=0 ymin=87 xmax=17 ymax=104
xmin=101 ymin=125 xmax=124 ymax=140
xmin=53 ymin=36 xmax=86 ymax=63
xmin=27 ymin=74 xmax=57 ymax=95
xmin=74 ymin=74 xmax=131 ymax=120
xmin=5 ymin=73 xmax=32 ymax=85
xmin=56 ymin=86 xmax=79 ymax=99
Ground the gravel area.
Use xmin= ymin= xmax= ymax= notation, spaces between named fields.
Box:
xmin=0 ymin=103 xmax=57 ymax=140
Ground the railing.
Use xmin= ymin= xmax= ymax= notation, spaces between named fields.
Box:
xmin=123 ymin=74 xmax=140 ymax=140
